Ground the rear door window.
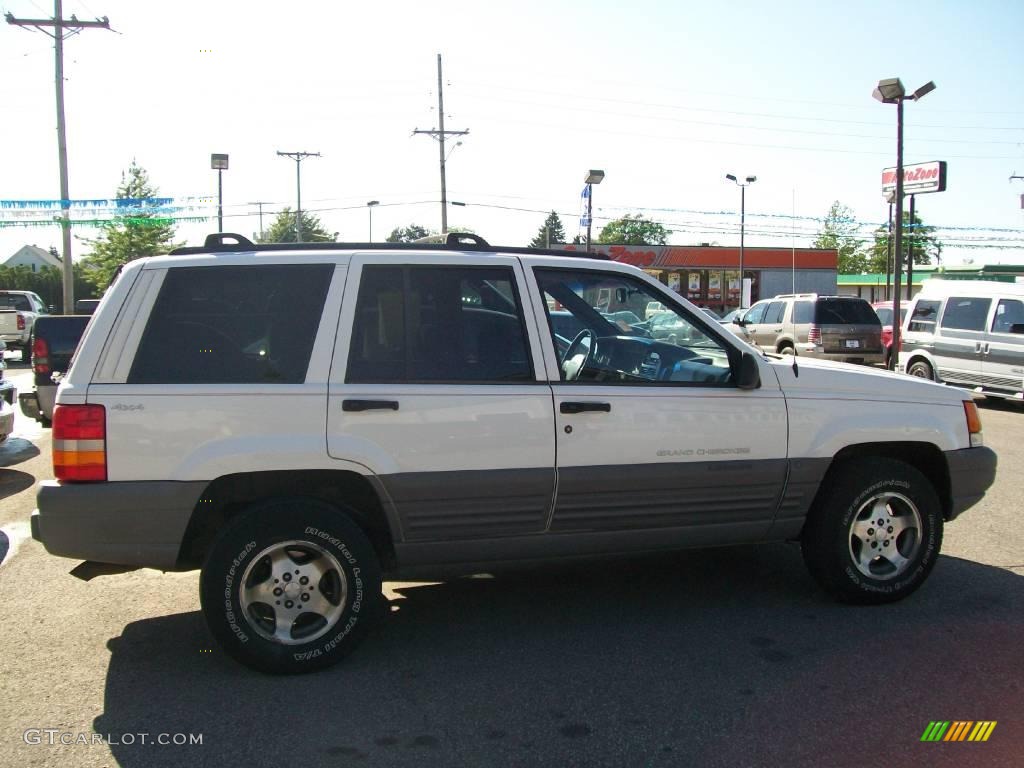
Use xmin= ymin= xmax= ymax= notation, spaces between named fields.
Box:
xmin=128 ymin=264 xmax=333 ymax=384
xmin=814 ymin=298 xmax=879 ymax=325
xmin=346 ymin=265 xmax=533 ymax=383
xmin=940 ymin=297 xmax=992 ymax=332
xmin=764 ymin=301 xmax=785 ymax=324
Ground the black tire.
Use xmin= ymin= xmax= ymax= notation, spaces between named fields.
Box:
xmin=778 ymin=343 xmax=795 ymax=356
xmin=801 ymin=458 xmax=943 ymax=604
xmin=200 ymin=498 xmax=383 ymax=674
xmin=907 ymin=360 xmax=934 ymax=380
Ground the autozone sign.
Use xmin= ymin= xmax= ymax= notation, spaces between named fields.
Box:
xmin=881 ymin=161 xmax=947 ymax=195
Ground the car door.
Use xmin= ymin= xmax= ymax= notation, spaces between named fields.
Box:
xmin=757 ymin=300 xmax=786 ymax=351
xmin=327 ymin=254 xmax=556 ymax=543
xmin=525 ymin=260 xmax=789 ymax=544
xmin=982 ymin=297 xmax=1024 ymax=395
xmin=934 ymin=295 xmax=992 ymax=385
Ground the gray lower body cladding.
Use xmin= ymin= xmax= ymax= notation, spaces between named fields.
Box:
xmin=945 ymin=446 xmax=997 ymax=520
xmin=33 ymin=480 xmax=206 ymax=568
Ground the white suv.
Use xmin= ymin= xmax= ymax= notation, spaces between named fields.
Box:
xmin=32 ymin=233 xmax=997 ymax=673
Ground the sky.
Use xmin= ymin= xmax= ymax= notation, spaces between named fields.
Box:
xmin=1 ymin=0 xmax=1022 ymax=266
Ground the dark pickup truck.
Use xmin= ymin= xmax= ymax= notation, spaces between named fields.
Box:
xmin=19 ymin=315 xmax=91 ymax=426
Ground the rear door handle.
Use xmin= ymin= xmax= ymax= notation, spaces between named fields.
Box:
xmin=342 ymin=399 xmax=399 ymax=412
xmin=560 ymin=401 xmax=611 ymax=414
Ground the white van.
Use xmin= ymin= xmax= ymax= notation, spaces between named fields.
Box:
xmin=899 ymin=280 xmax=1024 ymax=402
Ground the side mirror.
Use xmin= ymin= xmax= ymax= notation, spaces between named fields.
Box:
xmin=735 ymin=351 xmax=761 ymax=390
xmin=733 ymin=316 xmax=744 ymax=326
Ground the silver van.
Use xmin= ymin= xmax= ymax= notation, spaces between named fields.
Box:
xmin=899 ymin=280 xmax=1024 ymax=402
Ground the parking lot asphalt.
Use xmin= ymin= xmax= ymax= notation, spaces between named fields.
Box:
xmin=1 ymin=357 xmax=1021 ymax=768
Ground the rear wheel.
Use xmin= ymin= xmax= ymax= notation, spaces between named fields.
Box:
xmin=778 ymin=343 xmax=795 ymax=356
xmin=200 ymin=498 xmax=383 ymax=674
xmin=801 ymin=458 xmax=943 ymax=604
xmin=908 ymin=360 xmax=935 ymax=380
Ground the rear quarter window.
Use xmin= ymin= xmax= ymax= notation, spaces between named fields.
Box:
xmin=128 ymin=264 xmax=334 ymax=384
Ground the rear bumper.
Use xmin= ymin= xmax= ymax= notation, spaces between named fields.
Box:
xmin=797 ymin=344 xmax=885 ymax=364
xmin=33 ymin=480 xmax=207 ymax=568
xmin=19 ymin=391 xmax=39 ymax=420
xmin=946 ymin=446 xmax=998 ymax=520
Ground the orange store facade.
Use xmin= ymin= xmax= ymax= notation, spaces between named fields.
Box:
xmin=557 ymin=244 xmax=839 ymax=314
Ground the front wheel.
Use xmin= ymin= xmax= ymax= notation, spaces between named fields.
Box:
xmin=801 ymin=458 xmax=943 ymax=604
xmin=200 ymin=498 xmax=383 ymax=674
xmin=908 ymin=360 xmax=934 ymax=380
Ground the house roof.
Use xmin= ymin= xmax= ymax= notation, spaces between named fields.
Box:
xmin=1 ymin=244 xmax=61 ymax=269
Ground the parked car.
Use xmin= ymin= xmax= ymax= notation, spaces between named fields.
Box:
xmin=0 ymin=290 xmax=48 ymax=359
xmin=872 ymin=301 xmax=908 ymax=366
xmin=737 ymin=293 xmax=884 ymax=364
xmin=19 ymin=315 xmax=91 ymax=426
xmin=644 ymin=300 xmax=668 ymax=319
xmin=31 ymin=232 xmax=996 ymax=674
xmin=898 ymin=280 xmax=1024 ymax=402
xmin=0 ymin=341 xmax=16 ymax=442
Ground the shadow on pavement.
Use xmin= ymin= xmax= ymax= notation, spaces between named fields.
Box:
xmin=95 ymin=546 xmax=1022 ymax=768
xmin=0 ymin=439 xmax=40 ymax=469
xmin=0 ymin=468 xmax=35 ymax=501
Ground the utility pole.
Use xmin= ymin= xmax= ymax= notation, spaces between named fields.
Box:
xmin=413 ymin=54 xmax=469 ymax=235
xmin=7 ymin=3 xmax=110 ymax=314
xmin=247 ymin=201 xmax=272 ymax=240
xmin=276 ymin=151 xmax=320 ymax=241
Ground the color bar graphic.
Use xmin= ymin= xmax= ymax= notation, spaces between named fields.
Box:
xmin=921 ymin=721 xmax=996 ymax=742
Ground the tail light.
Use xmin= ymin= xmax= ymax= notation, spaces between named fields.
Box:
xmin=32 ymin=337 xmax=49 ymax=374
xmin=17 ymin=315 xmax=25 ymax=331
xmin=963 ymin=400 xmax=983 ymax=447
xmin=53 ymin=404 xmax=107 ymax=482
xmin=808 ymin=324 xmax=822 ymax=345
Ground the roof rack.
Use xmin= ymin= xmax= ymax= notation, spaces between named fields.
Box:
xmin=168 ymin=232 xmax=608 ymax=260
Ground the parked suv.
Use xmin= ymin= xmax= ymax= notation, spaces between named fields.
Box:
xmin=899 ymin=280 xmax=1024 ymax=402
xmin=32 ymin=233 xmax=997 ymax=673
xmin=736 ymin=293 xmax=884 ymax=364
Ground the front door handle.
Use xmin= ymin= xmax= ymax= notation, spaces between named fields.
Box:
xmin=560 ymin=401 xmax=611 ymax=414
xmin=342 ymin=399 xmax=399 ymax=412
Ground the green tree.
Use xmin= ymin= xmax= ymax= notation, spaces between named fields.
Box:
xmin=529 ymin=211 xmax=567 ymax=248
xmin=386 ymin=224 xmax=434 ymax=243
xmin=79 ymin=162 xmax=181 ymax=290
xmin=865 ymin=211 xmax=943 ymax=273
xmin=813 ymin=201 xmax=867 ymax=274
xmin=597 ymin=214 xmax=670 ymax=246
xmin=258 ymin=208 xmax=337 ymax=243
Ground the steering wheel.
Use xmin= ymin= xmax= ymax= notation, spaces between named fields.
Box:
xmin=561 ymin=329 xmax=595 ymax=381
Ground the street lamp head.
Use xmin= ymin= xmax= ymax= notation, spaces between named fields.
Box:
xmin=725 ymin=173 xmax=737 ymax=182
xmin=584 ymin=170 xmax=605 ymax=185
xmin=745 ymin=175 xmax=757 ymax=184
xmin=911 ymin=81 xmax=936 ymax=101
xmin=872 ymin=77 xmax=905 ymax=103
xmin=210 ymin=153 xmax=229 ymax=170
xmin=367 ymin=200 xmax=379 ymax=207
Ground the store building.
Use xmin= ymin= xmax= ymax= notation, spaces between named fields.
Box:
xmin=838 ymin=264 xmax=1024 ymax=302
xmin=556 ymin=244 xmax=838 ymax=314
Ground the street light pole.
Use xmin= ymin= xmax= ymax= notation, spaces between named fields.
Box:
xmin=584 ymin=170 xmax=605 ymax=253
xmin=366 ymin=200 xmax=379 ymax=242
xmin=210 ymin=154 xmax=229 ymax=232
xmin=726 ymin=174 xmax=757 ymax=308
xmin=873 ymin=77 xmax=935 ymax=370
